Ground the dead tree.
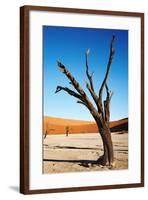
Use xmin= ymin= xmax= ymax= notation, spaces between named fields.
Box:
xmin=43 ymin=128 xmax=55 ymax=139
xmin=66 ymin=126 xmax=69 ymax=136
xmin=44 ymin=130 xmax=48 ymax=139
xmin=55 ymin=35 xmax=115 ymax=167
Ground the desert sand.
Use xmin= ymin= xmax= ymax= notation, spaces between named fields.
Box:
xmin=43 ymin=132 xmax=128 ymax=174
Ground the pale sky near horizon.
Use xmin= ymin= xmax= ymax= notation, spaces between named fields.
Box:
xmin=43 ymin=26 xmax=128 ymax=121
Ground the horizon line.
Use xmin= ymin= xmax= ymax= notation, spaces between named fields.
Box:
xmin=44 ymin=115 xmax=128 ymax=122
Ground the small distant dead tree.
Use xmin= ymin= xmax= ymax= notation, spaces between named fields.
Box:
xmin=55 ymin=35 xmax=115 ymax=167
xmin=44 ymin=127 xmax=55 ymax=140
xmin=44 ymin=130 xmax=48 ymax=139
xmin=66 ymin=126 xmax=69 ymax=136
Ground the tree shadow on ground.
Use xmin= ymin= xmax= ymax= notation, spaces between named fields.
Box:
xmin=43 ymin=157 xmax=108 ymax=168
xmin=51 ymin=146 xmax=100 ymax=150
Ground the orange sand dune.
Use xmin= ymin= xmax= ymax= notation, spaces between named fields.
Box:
xmin=43 ymin=116 xmax=128 ymax=135
xmin=44 ymin=116 xmax=94 ymax=126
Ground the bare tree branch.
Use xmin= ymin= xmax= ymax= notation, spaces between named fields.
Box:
xmin=110 ymin=92 xmax=114 ymax=101
xmin=77 ymin=100 xmax=87 ymax=106
xmin=55 ymin=86 xmax=84 ymax=102
xmin=105 ymin=83 xmax=114 ymax=102
xmin=103 ymin=83 xmax=114 ymax=123
xmin=85 ymin=49 xmax=94 ymax=91
xmin=85 ymin=50 xmax=104 ymax=113
xmin=57 ymin=61 xmax=86 ymax=97
xmin=98 ymin=35 xmax=115 ymax=102
xmin=56 ymin=62 xmax=103 ymax=122
xmin=105 ymin=83 xmax=110 ymax=100
xmin=86 ymin=82 xmax=103 ymax=113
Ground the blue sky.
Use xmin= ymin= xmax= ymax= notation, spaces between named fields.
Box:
xmin=43 ymin=26 xmax=128 ymax=121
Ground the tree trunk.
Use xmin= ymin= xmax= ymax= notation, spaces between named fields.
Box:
xmin=96 ymin=124 xmax=114 ymax=166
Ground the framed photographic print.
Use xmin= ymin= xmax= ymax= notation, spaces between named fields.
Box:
xmin=20 ymin=5 xmax=144 ymax=194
